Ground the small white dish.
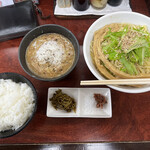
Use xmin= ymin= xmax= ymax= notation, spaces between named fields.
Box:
xmin=46 ymin=87 xmax=112 ymax=118
xmin=79 ymin=88 xmax=112 ymax=118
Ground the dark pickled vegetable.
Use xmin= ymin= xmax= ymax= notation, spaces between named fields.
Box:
xmin=50 ymin=89 xmax=76 ymax=112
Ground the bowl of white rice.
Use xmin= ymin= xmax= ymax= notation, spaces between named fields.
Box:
xmin=0 ymin=72 xmax=37 ymax=138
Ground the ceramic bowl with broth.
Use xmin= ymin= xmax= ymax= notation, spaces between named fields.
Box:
xmin=83 ymin=11 xmax=150 ymax=93
xmin=19 ymin=24 xmax=80 ymax=81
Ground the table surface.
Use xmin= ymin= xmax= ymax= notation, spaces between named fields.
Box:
xmin=0 ymin=0 xmax=150 ymax=144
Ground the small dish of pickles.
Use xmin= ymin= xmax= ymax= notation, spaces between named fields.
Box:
xmin=46 ymin=87 xmax=112 ymax=118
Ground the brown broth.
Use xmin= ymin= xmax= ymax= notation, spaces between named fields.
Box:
xmin=26 ymin=33 xmax=75 ymax=78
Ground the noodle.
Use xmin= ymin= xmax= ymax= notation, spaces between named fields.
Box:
xmin=91 ymin=23 xmax=150 ymax=80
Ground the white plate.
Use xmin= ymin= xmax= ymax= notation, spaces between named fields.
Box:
xmin=46 ymin=88 xmax=112 ymax=118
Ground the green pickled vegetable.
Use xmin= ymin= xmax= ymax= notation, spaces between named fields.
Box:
xmin=50 ymin=89 xmax=76 ymax=112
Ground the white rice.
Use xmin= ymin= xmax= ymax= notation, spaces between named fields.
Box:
xmin=0 ymin=79 xmax=35 ymax=132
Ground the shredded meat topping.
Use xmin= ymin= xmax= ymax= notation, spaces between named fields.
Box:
xmin=94 ymin=93 xmax=107 ymax=109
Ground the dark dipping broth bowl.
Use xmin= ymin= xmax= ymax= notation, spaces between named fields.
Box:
xmin=0 ymin=72 xmax=37 ymax=138
xmin=18 ymin=24 xmax=80 ymax=81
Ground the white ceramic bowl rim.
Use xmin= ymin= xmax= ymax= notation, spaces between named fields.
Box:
xmin=83 ymin=11 xmax=150 ymax=93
